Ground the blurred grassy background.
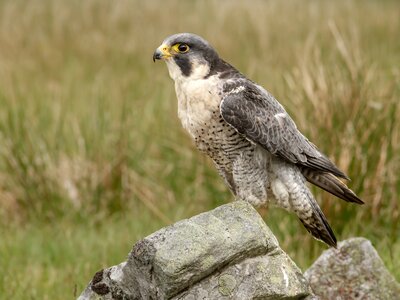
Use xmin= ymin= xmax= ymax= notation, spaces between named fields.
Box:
xmin=0 ymin=0 xmax=399 ymax=298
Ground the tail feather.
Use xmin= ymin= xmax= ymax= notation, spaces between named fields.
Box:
xmin=304 ymin=155 xmax=350 ymax=180
xmin=274 ymin=163 xmax=339 ymax=247
xmin=301 ymin=168 xmax=364 ymax=204
xmin=297 ymin=197 xmax=337 ymax=248
xmin=288 ymin=181 xmax=337 ymax=247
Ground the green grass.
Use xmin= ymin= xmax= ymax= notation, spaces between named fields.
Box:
xmin=0 ymin=0 xmax=399 ymax=299
xmin=0 ymin=208 xmax=165 ymax=299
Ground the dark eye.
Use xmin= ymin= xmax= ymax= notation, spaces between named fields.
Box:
xmin=177 ymin=44 xmax=189 ymax=53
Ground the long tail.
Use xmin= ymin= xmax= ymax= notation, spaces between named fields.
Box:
xmin=295 ymin=195 xmax=337 ymax=247
xmin=272 ymin=161 xmax=339 ymax=247
xmin=291 ymin=191 xmax=337 ymax=247
xmin=301 ymin=168 xmax=364 ymax=205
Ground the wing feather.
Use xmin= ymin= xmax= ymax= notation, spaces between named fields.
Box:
xmin=220 ymin=80 xmax=349 ymax=179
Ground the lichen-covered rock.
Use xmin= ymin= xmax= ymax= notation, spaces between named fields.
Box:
xmin=305 ymin=237 xmax=400 ymax=300
xmin=78 ymin=201 xmax=312 ymax=300
xmin=173 ymin=248 xmax=311 ymax=299
xmin=77 ymin=262 xmax=137 ymax=300
xmin=130 ymin=200 xmax=281 ymax=299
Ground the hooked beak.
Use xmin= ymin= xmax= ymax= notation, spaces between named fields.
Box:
xmin=153 ymin=44 xmax=172 ymax=62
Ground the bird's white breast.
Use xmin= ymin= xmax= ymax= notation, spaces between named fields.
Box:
xmin=175 ymin=75 xmax=222 ymax=139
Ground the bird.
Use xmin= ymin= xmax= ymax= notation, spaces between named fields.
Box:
xmin=153 ymin=33 xmax=363 ymax=247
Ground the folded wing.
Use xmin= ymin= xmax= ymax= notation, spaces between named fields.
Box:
xmin=220 ymin=80 xmax=348 ymax=178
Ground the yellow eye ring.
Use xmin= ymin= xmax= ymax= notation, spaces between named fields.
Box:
xmin=173 ymin=43 xmax=190 ymax=53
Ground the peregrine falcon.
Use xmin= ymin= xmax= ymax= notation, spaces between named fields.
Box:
xmin=153 ymin=33 xmax=363 ymax=247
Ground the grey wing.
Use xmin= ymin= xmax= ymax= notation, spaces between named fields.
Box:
xmin=220 ymin=80 xmax=349 ymax=180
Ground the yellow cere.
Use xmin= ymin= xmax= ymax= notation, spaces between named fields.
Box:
xmin=158 ymin=44 xmax=172 ymax=57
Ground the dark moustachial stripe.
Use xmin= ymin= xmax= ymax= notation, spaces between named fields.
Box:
xmin=174 ymin=56 xmax=192 ymax=77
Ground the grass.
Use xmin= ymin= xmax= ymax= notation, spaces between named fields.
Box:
xmin=0 ymin=208 xmax=165 ymax=299
xmin=0 ymin=0 xmax=399 ymax=299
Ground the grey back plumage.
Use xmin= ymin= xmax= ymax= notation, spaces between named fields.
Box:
xmin=220 ymin=79 xmax=349 ymax=179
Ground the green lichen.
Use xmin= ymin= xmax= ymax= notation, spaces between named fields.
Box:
xmin=218 ymin=274 xmax=236 ymax=296
xmin=201 ymin=255 xmax=216 ymax=270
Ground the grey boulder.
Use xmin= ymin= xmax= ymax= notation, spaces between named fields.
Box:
xmin=78 ymin=201 xmax=312 ymax=299
xmin=305 ymin=237 xmax=400 ymax=300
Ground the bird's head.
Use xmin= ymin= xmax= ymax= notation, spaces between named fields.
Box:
xmin=153 ymin=33 xmax=220 ymax=81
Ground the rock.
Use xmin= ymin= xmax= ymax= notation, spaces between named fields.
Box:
xmin=173 ymin=248 xmax=310 ymax=299
xmin=78 ymin=201 xmax=312 ymax=299
xmin=305 ymin=237 xmax=400 ymax=300
xmin=77 ymin=262 xmax=138 ymax=300
xmin=130 ymin=200 xmax=281 ymax=299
